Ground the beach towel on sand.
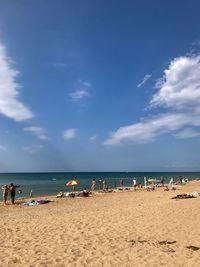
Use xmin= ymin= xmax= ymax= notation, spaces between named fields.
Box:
xmin=21 ymin=200 xmax=51 ymax=206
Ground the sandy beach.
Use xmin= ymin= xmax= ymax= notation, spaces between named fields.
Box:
xmin=1 ymin=181 xmax=200 ymax=267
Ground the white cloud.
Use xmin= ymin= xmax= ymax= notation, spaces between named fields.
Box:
xmin=105 ymin=54 xmax=200 ymax=145
xmin=69 ymin=89 xmax=89 ymax=101
xmin=150 ymin=56 xmax=200 ymax=110
xmin=174 ymin=128 xmax=200 ymax=139
xmin=24 ymin=126 xmax=48 ymax=140
xmin=0 ymin=144 xmax=6 ymax=150
xmin=63 ymin=128 xmax=76 ymax=140
xmin=82 ymin=81 xmax=91 ymax=87
xmin=104 ymin=113 xmax=200 ymax=145
xmin=0 ymin=42 xmax=34 ymax=121
xmin=89 ymin=135 xmax=97 ymax=141
xmin=23 ymin=144 xmax=43 ymax=153
xmin=69 ymin=80 xmax=91 ymax=101
xmin=137 ymin=74 xmax=152 ymax=88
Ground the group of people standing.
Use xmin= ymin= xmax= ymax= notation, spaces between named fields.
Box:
xmin=1 ymin=184 xmax=20 ymax=205
xmin=91 ymin=176 xmax=167 ymax=192
xmin=91 ymin=179 xmax=108 ymax=191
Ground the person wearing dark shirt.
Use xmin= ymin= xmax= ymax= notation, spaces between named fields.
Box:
xmin=9 ymin=183 xmax=20 ymax=205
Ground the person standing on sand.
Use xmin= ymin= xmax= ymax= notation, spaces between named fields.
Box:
xmin=9 ymin=183 xmax=20 ymax=205
xmin=91 ymin=179 xmax=96 ymax=191
xmin=133 ymin=178 xmax=137 ymax=190
xmin=30 ymin=189 xmax=33 ymax=198
xmin=161 ymin=176 xmax=164 ymax=187
xmin=169 ymin=177 xmax=174 ymax=185
xmin=102 ymin=180 xmax=106 ymax=191
xmin=1 ymin=185 xmax=9 ymax=205
xmin=144 ymin=177 xmax=147 ymax=188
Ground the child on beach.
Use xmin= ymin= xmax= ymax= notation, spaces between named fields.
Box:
xmin=1 ymin=185 xmax=9 ymax=205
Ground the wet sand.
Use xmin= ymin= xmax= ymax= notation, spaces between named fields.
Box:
xmin=0 ymin=181 xmax=200 ymax=267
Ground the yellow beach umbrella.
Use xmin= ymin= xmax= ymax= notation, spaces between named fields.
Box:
xmin=66 ymin=180 xmax=80 ymax=191
xmin=148 ymin=179 xmax=156 ymax=183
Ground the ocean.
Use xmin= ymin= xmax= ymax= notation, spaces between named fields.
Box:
xmin=0 ymin=172 xmax=200 ymax=199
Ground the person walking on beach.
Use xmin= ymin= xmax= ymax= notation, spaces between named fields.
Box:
xmin=91 ymin=179 xmax=96 ymax=191
xmin=144 ymin=177 xmax=147 ymax=188
xmin=133 ymin=178 xmax=137 ymax=190
xmin=169 ymin=177 xmax=174 ymax=185
xmin=30 ymin=189 xmax=33 ymax=198
xmin=1 ymin=185 xmax=9 ymax=205
xmin=98 ymin=179 xmax=102 ymax=190
xmin=119 ymin=179 xmax=123 ymax=187
xmin=161 ymin=176 xmax=164 ymax=187
xmin=9 ymin=183 xmax=20 ymax=205
xmin=102 ymin=180 xmax=106 ymax=191
xmin=179 ymin=176 xmax=183 ymax=184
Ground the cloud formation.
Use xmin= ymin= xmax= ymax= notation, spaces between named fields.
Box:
xmin=89 ymin=135 xmax=97 ymax=141
xmin=23 ymin=144 xmax=43 ymax=153
xmin=105 ymin=55 xmax=200 ymax=145
xmin=0 ymin=42 xmax=34 ymax=121
xmin=137 ymin=74 xmax=152 ymax=88
xmin=63 ymin=128 xmax=76 ymax=140
xmin=150 ymin=56 xmax=200 ymax=110
xmin=24 ymin=126 xmax=48 ymax=140
xmin=69 ymin=80 xmax=91 ymax=101
xmin=174 ymin=128 xmax=200 ymax=139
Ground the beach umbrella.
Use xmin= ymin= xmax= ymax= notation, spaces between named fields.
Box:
xmin=148 ymin=179 xmax=156 ymax=184
xmin=66 ymin=180 xmax=80 ymax=191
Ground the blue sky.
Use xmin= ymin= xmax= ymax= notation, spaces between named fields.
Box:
xmin=0 ymin=0 xmax=200 ymax=172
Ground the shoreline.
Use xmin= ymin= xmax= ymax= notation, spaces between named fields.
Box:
xmin=0 ymin=181 xmax=198 ymax=205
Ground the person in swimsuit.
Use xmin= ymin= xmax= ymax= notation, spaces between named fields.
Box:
xmin=9 ymin=183 xmax=20 ymax=205
xmin=91 ymin=179 xmax=96 ymax=191
xmin=1 ymin=185 xmax=9 ymax=205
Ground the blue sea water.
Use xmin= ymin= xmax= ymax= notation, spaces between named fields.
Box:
xmin=0 ymin=172 xmax=200 ymax=199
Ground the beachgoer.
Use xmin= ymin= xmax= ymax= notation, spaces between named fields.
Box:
xmin=1 ymin=185 xmax=9 ymax=205
xmin=98 ymin=179 xmax=102 ymax=190
xmin=9 ymin=183 xmax=20 ymax=205
xmin=144 ymin=177 xmax=147 ymax=188
xmin=30 ymin=189 xmax=33 ymax=198
xmin=161 ymin=176 xmax=164 ymax=187
xmin=83 ymin=188 xmax=89 ymax=197
xmin=179 ymin=176 xmax=183 ymax=184
xmin=91 ymin=179 xmax=96 ymax=191
xmin=102 ymin=180 xmax=106 ymax=191
xmin=56 ymin=191 xmax=64 ymax=198
xmin=169 ymin=177 xmax=174 ymax=185
xmin=119 ymin=179 xmax=123 ymax=187
xmin=164 ymin=186 xmax=169 ymax=191
xmin=132 ymin=178 xmax=137 ymax=190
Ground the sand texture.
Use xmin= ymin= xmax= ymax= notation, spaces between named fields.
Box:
xmin=1 ymin=181 xmax=200 ymax=267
